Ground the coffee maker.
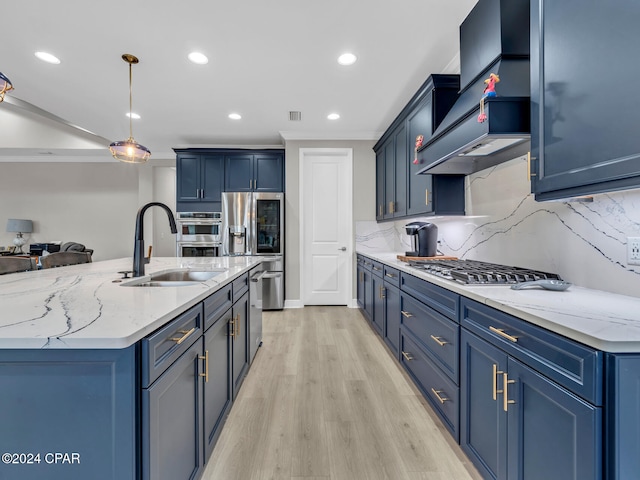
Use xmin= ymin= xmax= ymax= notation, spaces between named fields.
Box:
xmin=405 ymin=221 xmax=438 ymax=257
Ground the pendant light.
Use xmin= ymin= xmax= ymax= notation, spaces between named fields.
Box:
xmin=109 ymin=54 xmax=151 ymax=163
xmin=0 ymin=72 xmax=14 ymax=103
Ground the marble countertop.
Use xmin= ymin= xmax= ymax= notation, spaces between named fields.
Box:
xmin=358 ymin=250 xmax=640 ymax=353
xmin=0 ymin=256 xmax=262 ymax=349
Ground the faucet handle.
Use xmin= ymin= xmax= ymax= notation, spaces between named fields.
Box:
xmin=118 ymin=270 xmax=133 ymax=279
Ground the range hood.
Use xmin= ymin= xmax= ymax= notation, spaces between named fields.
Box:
xmin=417 ymin=0 xmax=530 ymax=175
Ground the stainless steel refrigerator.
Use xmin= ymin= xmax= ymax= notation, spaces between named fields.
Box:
xmin=222 ymin=191 xmax=284 ymax=310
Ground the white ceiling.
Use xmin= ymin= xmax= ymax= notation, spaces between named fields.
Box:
xmin=1 ymin=0 xmax=477 ymax=162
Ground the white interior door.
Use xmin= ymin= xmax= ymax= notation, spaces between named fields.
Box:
xmin=301 ymin=148 xmax=352 ymax=305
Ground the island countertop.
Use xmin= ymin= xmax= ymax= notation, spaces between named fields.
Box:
xmin=358 ymin=250 xmax=640 ymax=353
xmin=0 ymin=256 xmax=262 ymax=349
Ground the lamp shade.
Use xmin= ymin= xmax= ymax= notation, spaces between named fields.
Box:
xmin=109 ymin=138 xmax=151 ymax=163
xmin=6 ymin=219 xmax=33 ymax=233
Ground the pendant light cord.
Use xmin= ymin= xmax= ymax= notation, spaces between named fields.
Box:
xmin=129 ymin=60 xmax=133 ymax=140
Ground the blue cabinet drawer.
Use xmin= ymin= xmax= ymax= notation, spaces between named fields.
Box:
xmin=141 ymin=303 xmax=204 ymax=388
xmin=400 ymin=272 xmax=459 ymax=321
xmin=461 ymin=298 xmax=603 ymax=405
xmin=370 ymin=259 xmax=384 ymax=278
xmin=204 ymin=284 xmax=232 ymax=331
xmin=401 ymin=333 xmax=459 ymax=440
xmin=400 ymin=292 xmax=459 ymax=382
xmin=383 ymin=265 xmax=400 ymax=289
xmin=232 ymin=273 xmax=249 ymax=303
xmin=361 ymin=256 xmax=374 ymax=272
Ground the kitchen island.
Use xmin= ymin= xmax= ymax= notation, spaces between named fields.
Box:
xmin=0 ymin=256 xmax=262 ymax=480
xmin=357 ymin=250 xmax=640 ymax=480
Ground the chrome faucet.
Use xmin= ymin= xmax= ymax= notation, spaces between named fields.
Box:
xmin=133 ymin=202 xmax=177 ymax=277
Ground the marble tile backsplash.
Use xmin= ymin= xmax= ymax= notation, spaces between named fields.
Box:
xmin=357 ymin=155 xmax=640 ymax=298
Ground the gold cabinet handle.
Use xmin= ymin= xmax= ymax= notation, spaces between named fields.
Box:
xmin=489 ymin=326 xmax=519 ymax=343
xmin=379 ymin=204 xmax=383 ymax=216
xmin=384 ymin=273 xmax=396 ymax=278
xmin=198 ymin=350 xmax=209 ymax=382
xmin=492 ymin=363 xmax=504 ymax=401
xmin=401 ymin=310 xmax=413 ymax=318
xmin=388 ymin=201 xmax=395 ymax=214
xmin=170 ymin=327 xmax=196 ymax=344
xmin=431 ymin=388 xmax=449 ymax=404
xmin=430 ymin=335 xmax=448 ymax=347
xmin=235 ymin=314 xmax=240 ymax=337
xmin=503 ymin=372 xmax=516 ymax=411
xmin=425 ymin=188 xmax=429 ymax=206
xmin=527 ymin=151 xmax=537 ymax=180
xmin=379 ymin=285 xmax=385 ymax=299
xmin=401 ymin=351 xmax=413 ymax=361
xmin=229 ymin=317 xmax=235 ymax=338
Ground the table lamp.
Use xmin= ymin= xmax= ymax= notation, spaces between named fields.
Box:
xmin=6 ymin=219 xmax=33 ymax=254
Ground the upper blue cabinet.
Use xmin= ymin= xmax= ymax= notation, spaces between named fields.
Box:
xmin=225 ymin=151 xmax=284 ymax=193
xmin=531 ymin=0 xmax=640 ymax=200
xmin=374 ymin=75 xmax=465 ymax=221
xmin=175 ymin=152 xmax=224 ymax=212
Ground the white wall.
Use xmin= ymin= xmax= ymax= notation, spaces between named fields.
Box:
xmin=0 ymin=162 xmax=139 ymax=260
xmin=0 ymin=161 xmax=178 ymax=261
xmin=357 ymin=155 xmax=640 ymax=298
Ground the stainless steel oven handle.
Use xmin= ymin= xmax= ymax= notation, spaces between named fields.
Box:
xmin=251 ymin=271 xmax=267 ymax=282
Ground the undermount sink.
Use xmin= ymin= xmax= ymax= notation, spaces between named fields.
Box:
xmin=120 ymin=268 xmax=227 ymax=287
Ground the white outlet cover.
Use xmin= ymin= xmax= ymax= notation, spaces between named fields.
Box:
xmin=628 ymin=237 xmax=640 ymax=266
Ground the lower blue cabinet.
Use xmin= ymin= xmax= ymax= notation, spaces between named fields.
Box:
xmin=461 ymin=329 xmax=602 ymax=480
xmin=203 ymin=308 xmax=233 ymax=463
xmin=232 ymin=292 xmax=249 ymax=399
xmin=383 ymin=282 xmax=400 ymax=358
xmin=142 ymin=337 xmax=204 ymax=480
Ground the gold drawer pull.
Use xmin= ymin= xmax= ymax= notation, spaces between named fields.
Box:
xmin=527 ymin=151 xmax=537 ymax=180
xmin=235 ymin=314 xmax=241 ymax=338
xmin=401 ymin=351 xmax=414 ymax=361
xmin=401 ymin=310 xmax=413 ymax=318
xmin=489 ymin=326 xmax=519 ymax=343
xmin=229 ymin=318 xmax=236 ymax=338
xmin=492 ymin=363 xmax=504 ymax=401
xmin=430 ymin=335 xmax=448 ymax=347
xmin=425 ymin=188 xmax=429 ymax=206
xmin=169 ymin=327 xmax=196 ymax=344
xmin=431 ymin=388 xmax=449 ymax=404
xmin=503 ymin=372 xmax=516 ymax=411
xmin=385 ymin=273 xmax=396 ymax=278
xmin=379 ymin=285 xmax=385 ymax=299
xmin=198 ymin=350 xmax=209 ymax=382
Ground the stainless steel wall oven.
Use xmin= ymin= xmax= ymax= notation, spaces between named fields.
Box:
xmin=176 ymin=212 xmax=222 ymax=257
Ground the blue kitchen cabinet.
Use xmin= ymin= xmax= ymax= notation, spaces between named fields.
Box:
xmin=374 ymin=74 xmax=465 ymax=221
xmin=506 ymin=357 xmax=601 ymax=480
xmin=0 ymin=347 xmax=137 ymax=480
xmin=225 ymin=151 xmax=284 ymax=192
xmin=530 ymin=0 xmax=640 ymax=200
xmin=461 ymin=300 xmax=602 ymax=480
xmin=176 ymin=152 xmax=224 ymax=211
xmin=460 ymin=329 xmax=508 ymax=480
xmin=231 ymin=291 xmax=249 ymax=399
xmin=202 ymin=306 xmax=233 ymax=463
xmin=375 ymin=149 xmax=385 ymax=220
xmin=605 ymin=354 xmax=640 ymax=480
xmin=371 ymin=266 xmax=385 ymax=336
xmin=142 ymin=337 xmax=204 ymax=480
xmin=383 ymin=267 xmax=401 ymax=358
xmin=356 ymin=256 xmax=366 ymax=309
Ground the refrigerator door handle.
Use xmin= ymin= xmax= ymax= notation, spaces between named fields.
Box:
xmin=262 ymin=272 xmax=282 ymax=279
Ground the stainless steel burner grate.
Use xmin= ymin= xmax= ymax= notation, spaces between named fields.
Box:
xmin=407 ymin=259 xmax=563 ymax=285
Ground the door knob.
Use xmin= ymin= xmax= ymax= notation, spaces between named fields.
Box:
xmin=338 ymin=247 xmax=347 ymax=251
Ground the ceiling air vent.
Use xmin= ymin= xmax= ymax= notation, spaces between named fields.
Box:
xmin=289 ymin=111 xmax=302 ymax=121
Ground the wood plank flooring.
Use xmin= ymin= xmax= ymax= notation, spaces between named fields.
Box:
xmin=203 ymin=306 xmax=481 ymax=480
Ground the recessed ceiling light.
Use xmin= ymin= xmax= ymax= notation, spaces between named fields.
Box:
xmin=188 ymin=52 xmax=209 ymax=65
xmin=327 ymin=113 xmax=340 ymax=120
xmin=337 ymin=53 xmax=357 ymax=66
xmin=229 ymin=113 xmax=242 ymax=120
xmin=34 ymin=51 xmax=61 ymax=64
xmin=126 ymin=112 xmax=141 ymax=120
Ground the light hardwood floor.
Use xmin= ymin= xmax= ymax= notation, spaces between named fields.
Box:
xmin=203 ymin=306 xmax=481 ymax=480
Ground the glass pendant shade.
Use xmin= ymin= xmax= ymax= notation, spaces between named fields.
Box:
xmin=110 ymin=54 xmax=150 ymax=163
xmin=109 ymin=137 xmax=151 ymax=163
xmin=0 ymin=72 xmax=14 ymax=102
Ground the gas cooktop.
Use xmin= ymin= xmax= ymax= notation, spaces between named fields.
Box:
xmin=407 ymin=259 xmax=563 ymax=285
